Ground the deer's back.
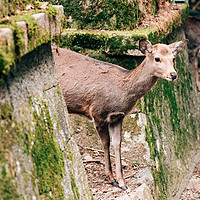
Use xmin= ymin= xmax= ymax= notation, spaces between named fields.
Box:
xmin=52 ymin=47 xmax=129 ymax=119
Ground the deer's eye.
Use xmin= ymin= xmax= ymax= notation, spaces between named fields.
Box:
xmin=155 ymin=57 xmax=160 ymax=62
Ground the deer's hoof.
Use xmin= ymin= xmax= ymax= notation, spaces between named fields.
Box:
xmin=111 ymin=180 xmax=118 ymax=186
xmin=120 ymin=185 xmax=128 ymax=190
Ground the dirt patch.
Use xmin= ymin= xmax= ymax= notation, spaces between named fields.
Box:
xmin=77 ymin=144 xmax=153 ymax=200
xmin=81 ymin=145 xmax=200 ymax=200
xmin=73 ymin=129 xmax=200 ymax=200
xmin=180 ymin=161 xmax=200 ymax=200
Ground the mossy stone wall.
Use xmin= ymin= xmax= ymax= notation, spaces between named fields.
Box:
xmin=0 ymin=42 xmax=92 ymax=200
xmin=42 ymin=0 xmax=170 ymax=30
xmin=57 ymin=3 xmax=188 ymax=58
xmin=0 ymin=3 xmax=63 ymax=83
xmin=143 ymin=27 xmax=200 ymax=200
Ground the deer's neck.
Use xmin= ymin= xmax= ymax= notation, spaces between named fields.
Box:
xmin=125 ymin=59 xmax=158 ymax=101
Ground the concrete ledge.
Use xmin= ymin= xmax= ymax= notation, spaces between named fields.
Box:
xmin=60 ymin=3 xmax=188 ymax=56
xmin=0 ymin=5 xmax=64 ymax=80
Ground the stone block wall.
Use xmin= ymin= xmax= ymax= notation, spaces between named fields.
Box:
xmin=143 ymin=27 xmax=200 ymax=199
xmin=0 ymin=42 xmax=92 ymax=200
xmin=41 ymin=0 xmax=171 ymax=30
xmin=0 ymin=4 xmax=92 ymax=200
xmin=0 ymin=3 xmax=64 ymax=82
xmin=59 ymin=3 xmax=188 ymax=56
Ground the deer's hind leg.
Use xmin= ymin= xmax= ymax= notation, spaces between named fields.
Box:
xmin=94 ymin=121 xmax=117 ymax=186
xmin=109 ymin=119 xmax=127 ymax=190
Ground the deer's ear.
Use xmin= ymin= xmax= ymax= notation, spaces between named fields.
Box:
xmin=139 ymin=39 xmax=153 ymax=55
xmin=168 ymin=39 xmax=188 ymax=56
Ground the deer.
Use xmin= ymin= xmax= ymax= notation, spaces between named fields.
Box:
xmin=53 ymin=38 xmax=188 ymax=190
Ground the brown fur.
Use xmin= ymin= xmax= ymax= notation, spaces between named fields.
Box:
xmin=52 ymin=39 xmax=188 ymax=189
xmin=154 ymin=44 xmax=171 ymax=55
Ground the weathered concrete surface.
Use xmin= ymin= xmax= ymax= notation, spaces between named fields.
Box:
xmin=0 ymin=42 xmax=92 ymax=199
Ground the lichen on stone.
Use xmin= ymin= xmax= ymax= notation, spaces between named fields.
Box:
xmin=29 ymin=97 xmax=65 ymax=199
xmin=0 ymin=97 xmax=66 ymax=199
xmin=70 ymin=171 xmax=80 ymax=200
xmin=0 ymin=2 xmax=61 ymax=83
xmin=0 ymin=101 xmax=24 ymax=200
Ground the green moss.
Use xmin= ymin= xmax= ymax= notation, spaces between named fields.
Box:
xmin=0 ymin=97 xmax=68 ymax=199
xmin=28 ymin=95 xmax=33 ymax=112
xmin=69 ymin=195 xmax=74 ymax=200
xmin=46 ymin=4 xmax=58 ymax=19
xmin=90 ymin=53 xmax=140 ymax=70
xmin=54 ymin=114 xmax=60 ymax=131
xmin=122 ymin=112 xmax=139 ymax=134
xmin=0 ymin=102 xmax=24 ymax=200
xmin=137 ymin=99 xmax=143 ymax=112
xmin=57 ymin=27 xmax=159 ymax=56
xmin=180 ymin=3 xmax=189 ymax=22
xmin=30 ymin=98 xmax=65 ymax=199
xmin=56 ymin=85 xmax=61 ymax=96
xmin=61 ymin=32 xmax=106 ymax=52
xmin=0 ymin=22 xmax=25 ymax=82
xmin=60 ymin=29 xmax=149 ymax=55
xmin=58 ymin=3 xmax=188 ymax=56
xmin=68 ymin=146 xmax=74 ymax=166
xmin=70 ymin=115 xmax=97 ymax=138
xmin=0 ymin=0 xmax=58 ymax=19
xmin=86 ymin=188 xmax=95 ymax=200
xmin=0 ymin=17 xmax=38 ymax=81
xmin=0 ymin=3 xmax=59 ymax=81
xmin=43 ymin=0 xmax=140 ymax=30
xmin=11 ymin=14 xmax=41 ymax=49
xmin=70 ymin=171 xmax=80 ymax=200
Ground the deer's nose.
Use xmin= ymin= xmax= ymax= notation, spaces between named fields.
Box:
xmin=170 ymin=72 xmax=177 ymax=80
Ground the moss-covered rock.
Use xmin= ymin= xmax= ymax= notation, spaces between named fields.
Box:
xmin=0 ymin=28 xmax=15 ymax=79
xmin=41 ymin=0 xmax=171 ymax=30
xmin=59 ymin=3 xmax=188 ymax=56
xmin=41 ymin=0 xmax=141 ymax=30
xmin=0 ymin=42 xmax=92 ymax=199
xmin=0 ymin=3 xmax=63 ymax=83
xmin=0 ymin=102 xmax=24 ymax=200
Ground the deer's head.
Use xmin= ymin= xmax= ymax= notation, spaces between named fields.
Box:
xmin=139 ymin=39 xmax=188 ymax=81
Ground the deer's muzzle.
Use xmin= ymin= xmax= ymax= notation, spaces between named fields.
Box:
xmin=170 ymin=72 xmax=177 ymax=80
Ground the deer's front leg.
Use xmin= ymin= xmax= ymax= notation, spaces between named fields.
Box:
xmin=110 ymin=119 xmax=127 ymax=190
xmin=95 ymin=122 xmax=117 ymax=185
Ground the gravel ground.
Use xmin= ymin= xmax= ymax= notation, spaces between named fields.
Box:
xmin=81 ymin=147 xmax=200 ymax=200
xmin=79 ymin=146 xmax=154 ymax=200
xmin=180 ymin=161 xmax=200 ymax=200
